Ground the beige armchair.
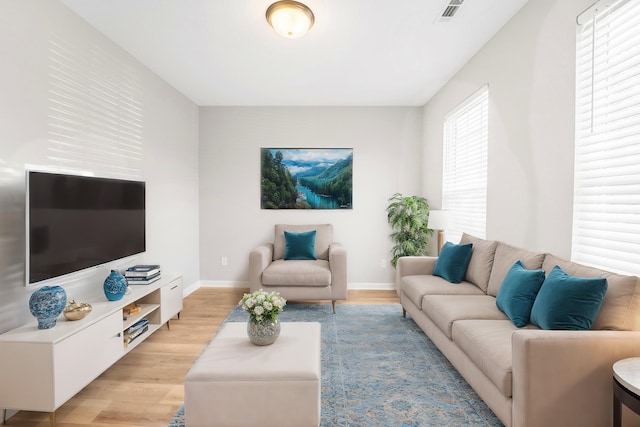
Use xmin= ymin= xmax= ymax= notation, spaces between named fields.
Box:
xmin=249 ymin=224 xmax=347 ymax=313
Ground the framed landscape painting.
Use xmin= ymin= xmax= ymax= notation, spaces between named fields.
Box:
xmin=261 ymin=148 xmax=353 ymax=209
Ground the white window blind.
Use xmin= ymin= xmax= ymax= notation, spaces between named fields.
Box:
xmin=572 ymin=0 xmax=640 ymax=275
xmin=442 ymin=86 xmax=489 ymax=240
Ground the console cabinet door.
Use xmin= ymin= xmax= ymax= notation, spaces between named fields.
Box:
xmin=0 ymin=342 xmax=56 ymax=411
xmin=160 ymin=277 xmax=183 ymax=324
xmin=53 ymin=311 xmax=124 ymax=407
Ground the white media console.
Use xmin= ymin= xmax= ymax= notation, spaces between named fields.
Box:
xmin=0 ymin=274 xmax=183 ymax=426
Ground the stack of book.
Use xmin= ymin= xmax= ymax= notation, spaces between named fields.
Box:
xmin=124 ymin=318 xmax=149 ymax=346
xmin=125 ymin=264 xmax=161 ymax=285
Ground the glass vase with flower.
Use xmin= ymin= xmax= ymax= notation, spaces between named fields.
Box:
xmin=239 ymin=289 xmax=287 ymax=345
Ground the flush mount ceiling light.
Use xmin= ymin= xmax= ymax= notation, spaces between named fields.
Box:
xmin=266 ymin=1 xmax=315 ymax=39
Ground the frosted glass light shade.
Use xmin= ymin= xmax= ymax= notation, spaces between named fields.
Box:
xmin=266 ymin=1 xmax=315 ymax=39
xmin=428 ymin=210 xmax=453 ymax=255
xmin=428 ymin=210 xmax=453 ymax=231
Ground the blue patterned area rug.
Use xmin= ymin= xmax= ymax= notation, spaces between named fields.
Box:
xmin=169 ymin=303 xmax=503 ymax=427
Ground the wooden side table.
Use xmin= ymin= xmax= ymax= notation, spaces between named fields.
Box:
xmin=613 ymin=357 xmax=640 ymax=427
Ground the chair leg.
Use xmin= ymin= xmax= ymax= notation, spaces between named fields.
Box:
xmin=332 ymin=300 xmax=336 ymax=314
xmin=402 ymin=307 xmax=406 ymax=318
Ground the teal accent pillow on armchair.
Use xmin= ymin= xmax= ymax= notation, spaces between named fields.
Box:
xmin=530 ymin=265 xmax=608 ymax=330
xmin=284 ymin=230 xmax=317 ymax=260
xmin=432 ymin=242 xmax=473 ymax=284
xmin=496 ymin=260 xmax=546 ymax=327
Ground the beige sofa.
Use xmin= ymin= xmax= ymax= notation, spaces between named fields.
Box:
xmin=249 ymin=224 xmax=347 ymax=313
xmin=397 ymin=233 xmax=640 ymax=427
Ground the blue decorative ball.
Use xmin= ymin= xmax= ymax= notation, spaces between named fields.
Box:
xmin=103 ymin=270 xmax=128 ymax=301
xmin=29 ymin=285 xmax=67 ymax=329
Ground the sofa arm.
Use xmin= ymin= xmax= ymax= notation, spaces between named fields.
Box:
xmin=249 ymin=243 xmax=274 ymax=292
xmin=395 ymin=256 xmax=437 ymax=295
xmin=329 ymin=242 xmax=347 ymax=300
xmin=512 ymin=329 xmax=640 ymax=427
xmin=396 ymin=256 xmax=437 ymax=277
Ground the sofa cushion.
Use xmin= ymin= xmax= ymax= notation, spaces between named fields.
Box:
xmin=274 ymin=224 xmax=332 ymax=261
xmin=496 ymin=261 xmax=546 ymax=327
xmin=460 ymin=233 xmax=497 ymax=293
xmin=284 ymin=230 xmax=317 ymax=260
xmin=542 ymin=255 xmax=640 ymax=331
xmin=530 ymin=265 xmax=608 ymax=330
xmin=452 ymin=320 xmax=538 ymax=397
xmin=401 ymin=276 xmax=484 ymax=310
xmin=262 ymin=259 xmax=331 ymax=287
xmin=421 ymin=295 xmax=507 ymax=339
xmin=433 ymin=242 xmax=473 ymax=284
xmin=487 ymin=242 xmax=546 ymax=297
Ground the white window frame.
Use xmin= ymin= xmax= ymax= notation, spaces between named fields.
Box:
xmin=572 ymin=0 xmax=640 ymax=275
xmin=442 ymin=85 xmax=489 ymax=241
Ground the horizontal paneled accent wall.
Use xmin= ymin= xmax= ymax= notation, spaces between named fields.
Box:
xmin=0 ymin=1 xmax=199 ymax=333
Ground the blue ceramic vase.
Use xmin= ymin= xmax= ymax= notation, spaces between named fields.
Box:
xmin=29 ymin=285 xmax=67 ymax=329
xmin=103 ymin=270 xmax=128 ymax=301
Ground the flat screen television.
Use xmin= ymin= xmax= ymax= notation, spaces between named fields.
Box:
xmin=26 ymin=171 xmax=146 ymax=285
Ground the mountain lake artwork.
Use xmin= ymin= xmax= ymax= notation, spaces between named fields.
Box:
xmin=261 ymin=148 xmax=353 ymax=209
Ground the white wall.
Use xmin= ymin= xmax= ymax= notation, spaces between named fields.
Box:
xmin=422 ymin=0 xmax=592 ymax=258
xmin=0 ymin=0 xmax=200 ymax=333
xmin=199 ymin=107 xmax=423 ymax=288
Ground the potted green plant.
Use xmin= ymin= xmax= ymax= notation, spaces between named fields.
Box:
xmin=386 ymin=193 xmax=433 ymax=268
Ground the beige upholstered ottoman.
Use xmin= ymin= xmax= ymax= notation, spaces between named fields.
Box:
xmin=184 ymin=321 xmax=321 ymax=427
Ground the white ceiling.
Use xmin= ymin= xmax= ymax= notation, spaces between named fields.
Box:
xmin=61 ymin=0 xmax=528 ymax=107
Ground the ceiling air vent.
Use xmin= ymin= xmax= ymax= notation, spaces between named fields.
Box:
xmin=437 ymin=0 xmax=465 ymax=23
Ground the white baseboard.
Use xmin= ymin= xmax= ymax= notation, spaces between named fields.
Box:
xmin=348 ymin=282 xmax=395 ymax=290
xmin=182 ymin=281 xmax=201 ymax=297
xmin=187 ymin=280 xmax=395 ymax=293
xmin=198 ymin=280 xmax=250 ymax=288
xmin=182 ymin=280 xmax=247 ymax=297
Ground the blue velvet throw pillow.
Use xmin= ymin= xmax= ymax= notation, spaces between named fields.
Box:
xmin=432 ymin=242 xmax=473 ymax=284
xmin=495 ymin=261 xmax=546 ymax=327
xmin=284 ymin=230 xmax=317 ymax=260
xmin=530 ymin=265 xmax=608 ymax=330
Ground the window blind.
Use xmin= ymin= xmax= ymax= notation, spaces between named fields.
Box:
xmin=572 ymin=0 xmax=640 ymax=275
xmin=442 ymin=86 xmax=488 ymax=241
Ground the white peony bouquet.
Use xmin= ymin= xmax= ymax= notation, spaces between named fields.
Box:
xmin=239 ymin=289 xmax=286 ymax=322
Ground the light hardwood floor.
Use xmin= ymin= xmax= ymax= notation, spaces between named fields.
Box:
xmin=6 ymin=288 xmax=399 ymax=427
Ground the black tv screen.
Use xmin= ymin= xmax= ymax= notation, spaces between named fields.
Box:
xmin=27 ymin=171 xmax=146 ymax=285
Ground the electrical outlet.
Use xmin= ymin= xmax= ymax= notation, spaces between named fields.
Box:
xmin=381 ymin=259 xmax=386 ymax=268
xmin=221 ymin=257 xmax=228 ymax=266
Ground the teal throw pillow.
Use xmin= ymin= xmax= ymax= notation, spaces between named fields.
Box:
xmin=432 ymin=242 xmax=473 ymax=284
xmin=530 ymin=265 xmax=608 ymax=330
xmin=284 ymin=230 xmax=317 ymax=260
xmin=495 ymin=260 xmax=546 ymax=327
